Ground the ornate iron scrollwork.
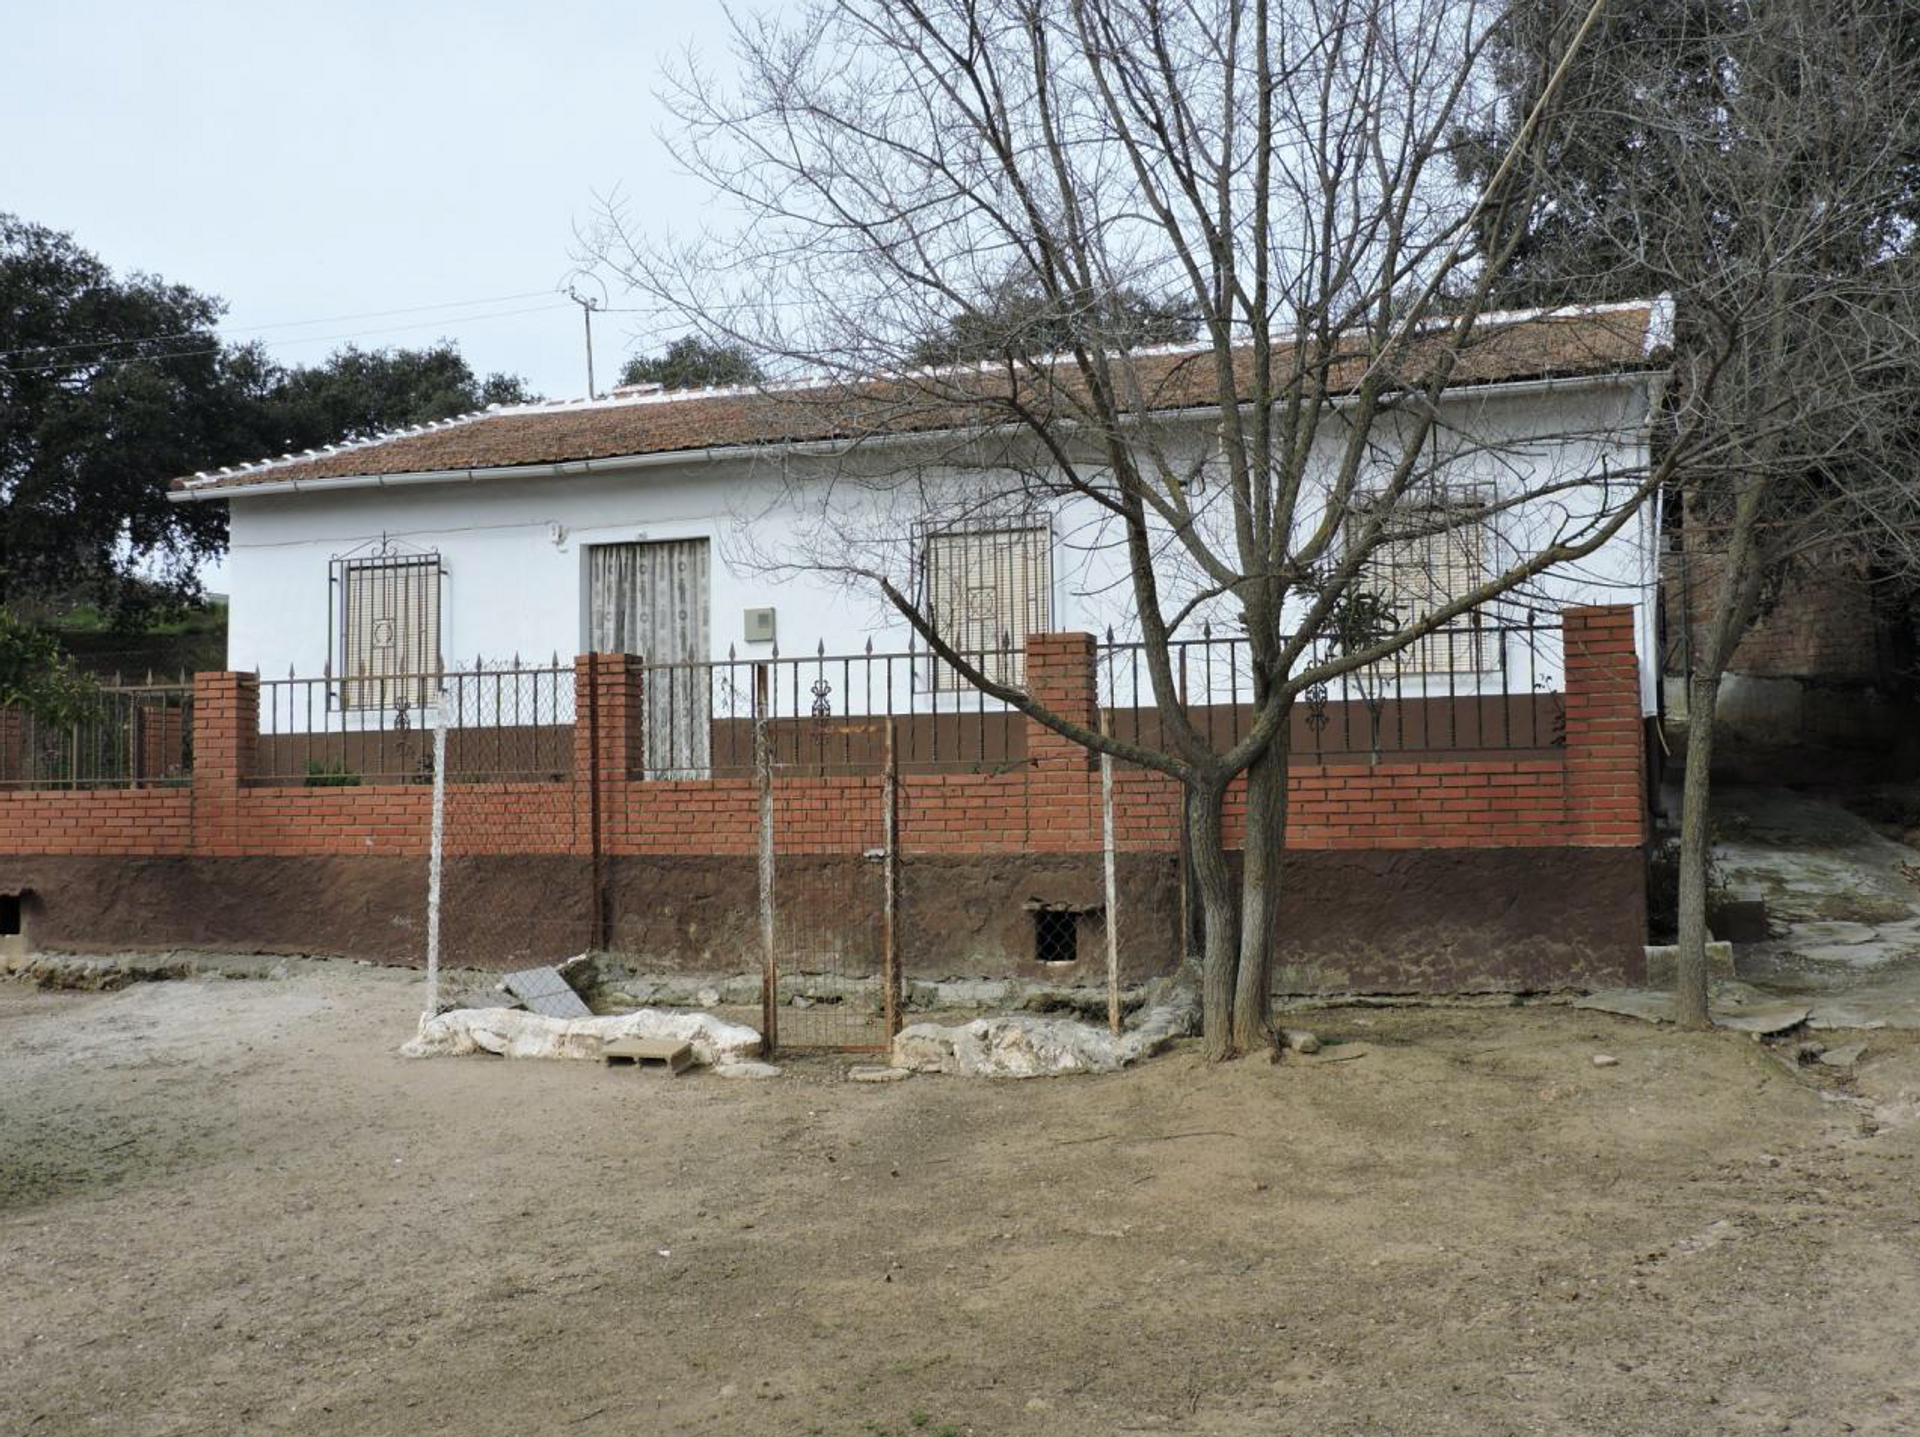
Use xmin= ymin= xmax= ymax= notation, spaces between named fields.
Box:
xmin=1303 ymin=680 xmax=1330 ymax=732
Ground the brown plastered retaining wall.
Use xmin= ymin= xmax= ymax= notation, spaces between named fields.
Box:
xmin=0 ymin=608 xmax=1648 ymax=990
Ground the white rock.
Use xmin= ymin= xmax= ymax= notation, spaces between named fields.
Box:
xmin=1592 ymin=1053 xmax=1620 ymax=1067
xmin=891 ymin=989 xmax=1199 ymax=1078
xmin=713 ymin=1060 xmax=782 ymax=1080
xmin=848 ymin=1064 xmax=911 ymax=1083
xmin=401 ymin=1006 xmax=761 ymax=1066
xmin=695 ymin=987 xmax=723 ymax=1008
xmin=1282 ymin=1028 xmax=1322 ymax=1055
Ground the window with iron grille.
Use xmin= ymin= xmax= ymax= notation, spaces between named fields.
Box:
xmin=1364 ymin=494 xmax=1492 ymax=673
xmin=334 ymin=552 xmax=442 ymax=710
xmin=922 ymin=522 xmax=1053 ymax=690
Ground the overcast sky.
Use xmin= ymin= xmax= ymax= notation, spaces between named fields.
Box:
xmin=3 ymin=0 xmax=763 ymax=401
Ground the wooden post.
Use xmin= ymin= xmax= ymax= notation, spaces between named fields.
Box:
xmin=881 ymin=718 xmax=901 ymax=1041
xmin=755 ymin=662 xmax=778 ymax=1058
xmin=1101 ymin=713 xmax=1120 ymax=1036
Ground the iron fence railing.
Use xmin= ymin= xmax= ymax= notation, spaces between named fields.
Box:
xmin=238 ymin=616 xmax=1568 ymax=788
xmin=1097 ymin=614 xmax=1567 ymax=762
xmin=636 ymin=641 xmax=1029 ymax=778
xmin=252 ymin=662 xmax=574 ymax=785
xmin=0 ymin=684 xmax=195 ymax=790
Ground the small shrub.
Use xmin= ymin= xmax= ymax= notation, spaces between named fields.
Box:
xmin=1646 ymin=832 xmax=1724 ymax=943
xmin=304 ymin=757 xmax=361 ymax=787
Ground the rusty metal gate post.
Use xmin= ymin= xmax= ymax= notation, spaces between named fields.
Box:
xmin=755 ymin=661 xmax=778 ymax=1058
xmin=881 ymin=718 xmax=901 ymax=1042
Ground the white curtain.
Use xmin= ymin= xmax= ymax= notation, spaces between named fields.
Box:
xmin=590 ymin=540 xmax=712 ymax=776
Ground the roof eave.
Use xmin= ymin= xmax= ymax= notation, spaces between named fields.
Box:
xmin=168 ymin=363 xmax=1666 ymax=505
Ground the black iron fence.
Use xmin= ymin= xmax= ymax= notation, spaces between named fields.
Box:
xmin=634 ymin=641 xmax=1031 ymax=778
xmin=1097 ymin=614 xmax=1567 ymax=762
xmin=174 ymin=616 xmax=1566 ymax=791
xmin=0 ymin=684 xmax=195 ymax=790
xmin=252 ymin=662 xmax=574 ymax=785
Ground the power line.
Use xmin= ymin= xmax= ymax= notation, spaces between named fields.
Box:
xmin=0 ymin=288 xmax=560 ymax=361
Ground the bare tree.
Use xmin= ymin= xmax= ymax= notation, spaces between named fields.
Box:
xmin=1486 ymin=0 xmax=1920 ymax=1027
xmin=589 ymin=0 xmax=1727 ymax=1057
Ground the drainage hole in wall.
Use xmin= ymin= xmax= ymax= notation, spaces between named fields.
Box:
xmin=0 ymin=893 xmax=20 ymax=937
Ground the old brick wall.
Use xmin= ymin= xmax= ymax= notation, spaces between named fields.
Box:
xmin=0 ymin=608 xmax=1649 ymax=988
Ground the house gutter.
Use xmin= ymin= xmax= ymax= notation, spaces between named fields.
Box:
xmin=169 ymin=368 xmax=1667 ymax=505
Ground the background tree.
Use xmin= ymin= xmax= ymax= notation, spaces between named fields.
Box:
xmin=1 ymin=214 xmax=247 ymax=618
xmin=908 ymin=273 xmax=1196 ymax=367
xmin=619 ymin=334 xmax=765 ymax=390
xmin=1 ymin=214 xmax=535 ymax=624
xmin=255 ymin=341 xmax=533 ymax=452
xmin=593 ymin=0 xmax=1728 ymax=1057
xmin=1466 ymin=0 xmax=1920 ymax=1027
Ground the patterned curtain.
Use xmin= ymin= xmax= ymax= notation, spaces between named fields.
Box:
xmin=589 ymin=540 xmax=712 ymax=776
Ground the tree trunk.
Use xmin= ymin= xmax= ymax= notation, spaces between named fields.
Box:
xmin=1674 ymin=668 xmax=1723 ymax=1030
xmin=1186 ymin=778 xmax=1241 ymax=1059
xmin=1231 ymin=738 xmax=1288 ymax=1054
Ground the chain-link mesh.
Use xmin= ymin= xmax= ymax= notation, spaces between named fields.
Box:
xmin=760 ymin=719 xmax=898 ymax=1054
xmin=426 ymin=666 xmax=588 ymax=980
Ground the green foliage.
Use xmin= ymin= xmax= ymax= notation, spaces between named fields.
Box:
xmin=910 ymin=275 xmax=1196 ymax=367
xmin=0 ymin=214 xmax=243 ymax=616
xmin=620 ymin=336 xmax=764 ymax=391
xmin=1 ymin=213 xmax=536 ymax=620
xmin=0 ymin=607 xmax=101 ymax=723
xmin=303 ymin=757 xmax=362 ymax=788
xmin=254 ymin=341 xmax=533 ymax=450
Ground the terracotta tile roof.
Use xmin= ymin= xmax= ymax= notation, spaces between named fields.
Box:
xmin=172 ymin=302 xmax=1667 ymax=498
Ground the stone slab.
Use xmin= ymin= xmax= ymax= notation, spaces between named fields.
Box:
xmin=502 ymin=966 xmax=593 ymax=1020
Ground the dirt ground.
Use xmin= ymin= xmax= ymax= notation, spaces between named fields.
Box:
xmin=4 ymin=964 xmax=1920 ymax=1436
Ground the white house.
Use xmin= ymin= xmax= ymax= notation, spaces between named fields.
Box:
xmin=171 ymin=302 xmax=1671 ymax=757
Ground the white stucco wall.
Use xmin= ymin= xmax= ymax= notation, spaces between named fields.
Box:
xmin=219 ymin=373 xmax=1663 ymax=717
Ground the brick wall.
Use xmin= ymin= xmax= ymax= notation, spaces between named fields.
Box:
xmin=0 ymin=607 xmax=1646 ymax=867
xmin=1664 ymin=537 xmax=1883 ymax=682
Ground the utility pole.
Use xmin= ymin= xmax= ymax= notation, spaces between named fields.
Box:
xmin=566 ymin=286 xmax=602 ymax=398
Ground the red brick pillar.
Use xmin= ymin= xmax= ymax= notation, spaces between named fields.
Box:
xmin=1023 ymin=632 xmax=1098 ymax=772
xmin=1562 ymin=605 xmax=1647 ymax=846
xmin=573 ymin=654 xmax=645 ymax=786
xmin=191 ymin=671 xmax=257 ymax=855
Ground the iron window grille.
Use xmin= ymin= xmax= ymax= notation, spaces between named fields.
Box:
xmin=328 ymin=542 xmax=445 ymax=711
xmin=1356 ymin=490 xmax=1495 ymax=675
xmin=918 ymin=519 xmax=1054 ymax=692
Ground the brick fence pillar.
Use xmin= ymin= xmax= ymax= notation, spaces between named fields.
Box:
xmin=573 ymin=654 xmax=645 ymax=787
xmin=191 ymin=671 xmax=257 ymax=855
xmin=1562 ymin=605 xmax=1648 ymax=847
xmin=1023 ymin=631 xmax=1097 ymax=772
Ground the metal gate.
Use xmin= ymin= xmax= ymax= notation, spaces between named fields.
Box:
xmin=754 ymin=685 xmax=901 ymax=1056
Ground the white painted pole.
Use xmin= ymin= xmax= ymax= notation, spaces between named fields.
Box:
xmin=423 ymin=687 xmax=449 ymax=1027
xmin=1101 ymin=740 xmax=1120 ymax=1037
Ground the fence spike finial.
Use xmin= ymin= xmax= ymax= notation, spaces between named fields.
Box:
xmin=728 ymin=642 xmax=737 ymax=661
xmin=816 ymin=638 xmax=826 ymax=657
xmin=1202 ymin=620 xmax=1212 ymax=639
xmin=1105 ymin=625 xmax=1114 ymax=643
xmin=287 ymin=663 xmax=295 ymax=678
xmin=864 ymin=636 xmax=873 ymax=656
